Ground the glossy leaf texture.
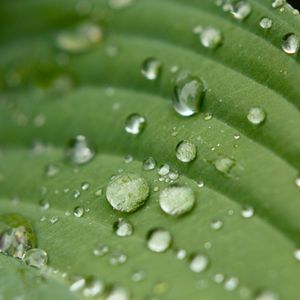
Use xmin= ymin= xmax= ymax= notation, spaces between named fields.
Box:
xmin=0 ymin=0 xmax=300 ymax=299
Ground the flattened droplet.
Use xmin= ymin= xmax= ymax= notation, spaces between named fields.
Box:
xmin=214 ymin=156 xmax=235 ymax=174
xmin=106 ymin=286 xmax=129 ymax=300
xmin=231 ymin=1 xmax=252 ymax=20
xmin=23 ymin=248 xmax=48 ymax=268
xmin=147 ymin=229 xmax=172 ymax=253
xmin=143 ymin=157 xmax=156 ymax=171
xmin=83 ymin=278 xmax=105 ymax=297
xmin=247 ymin=107 xmax=266 ymax=125
xmin=113 ymin=219 xmax=133 ymax=237
xmin=259 ymin=17 xmax=273 ymax=29
xmin=106 ymin=173 xmax=149 ymax=213
xmin=159 ymin=185 xmax=195 ymax=216
xmin=255 ymin=290 xmax=280 ymax=300
xmin=189 ymin=253 xmax=209 ymax=273
xmin=272 ymin=0 xmax=286 ymax=9
xmin=141 ymin=58 xmax=162 ymax=80
xmin=125 ymin=113 xmax=146 ymax=135
xmin=199 ymin=27 xmax=223 ymax=49
xmin=176 ymin=140 xmax=197 ymax=163
xmin=282 ymin=33 xmax=299 ymax=54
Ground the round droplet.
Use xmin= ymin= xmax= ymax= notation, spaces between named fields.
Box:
xmin=189 ymin=253 xmax=209 ymax=273
xmin=74 ymin=206 xmax=84 ymax=218
xmin=241 ymin=206 xmax=254 ymax=219
xmin=199 ymin=27 xmax=223 ymax=49
xmin=231 ymin=1 xmax=252 ymax=20
xmin=224 ymin=277 xmax=239 ymax=291
xmin=158 ymin=164 xmax=170 ymax=176
xmin=175 ymin=248 xmax=187 ymax=260
xmin=295 ymin=177 xmax=300 ymax=187
xmin=39 ymin=199 xmax=50 ymax=210
xmin=143 ymin=157 xmax=156 ymax=171
xmin=110 ymin=251 xmax=127 ymax=265
xmin=282 ymin=33 xmax=299 ymax=54
xmin=147 ymin=229 xmax=172 ymax=253
xmin=255 ymin=290 xmax=280 ymax=300
xmin=203 ymin=112 xmax=213 ymax=121
xmin=113 ymin=219 xmax=133 ymax=237
xmin=69 ymin=277 xmax=86 ymax=292
xmin=294 ymin=249 xmax=300 ymax=261
xmin=173 ymin=74 xmax=206 ymax=117
xmin=176 ymin=140 xmax=197 ymax=163
xmin=211 ymin=219 xmax=223 ymax=230
xmin=259 ymin=17 xmax=273 ymax=29
xmin=215 ymin=156 xmax=235 ymax=174
xmin=83 ymin=278 xmax=104 ymax=297
xmin=106 ymin=286 xmax=129 ymax=300
xmin=23 ymin=248 xmax=48 ymax=269
xmin=214 ymin=273 xmax=225 ymax=283
xmin=66 ymin=135 xmax=95 ymax=165
xmin=141 ymin=58 xmax=162 ymax=80
xmin=247 ymin=107 xmax=266 ymax=125
xmin=109 ymin=0 xmax=134 ymax=9
xmin=131 ymin=270 xmax=145 ymax=282
xmin=272 ymin=0 xmax=286 ymax=8
xmin=93 ymin=243 xmax=109 ymax=257
xmin=106 ymin=173 xmax=149 ymax=213
xmin=125 ymin=114 xmax=146 ymax=135
xmin=159 ymin=185 xmax=195 ymax=216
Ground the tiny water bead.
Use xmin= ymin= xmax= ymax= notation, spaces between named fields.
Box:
xmin=113 ymin=219 xmax=133 ymax=237
xmin=175 ymin=248 xmax=187 ymax=260
xmin=109 ymin=0 xmax=134 ymax=9
xmin=230 ymin=1 xmax=252 ymax=20
xmin=210 ymin=219 xmax=224 ymax=230
xmin=49 ymin=216 xmax=59 ymax=224
xmin=66 ymin=135 xmax=95 ymax=164
xmin=81 ymin=182 xmax=90 ymax=191
xmin=199 ymin=27 xmax=223 ymax=49
xmin=143 ymin=157 xmax=156 ymax=171
xmin=110 ymin=251 xmax=127 ymax=265
xmin=125 ymin=113 xmax=146 ymax=135
xmin=241 ymin=205 xmax=255 ymax=219
xmin=39 ymin=199 xmax=50 ymax=210
xmin=106 ymin=173 xmax=149 ymax=213
xmin=159 ymin=185 xmax=195 ymax=216
xmin=147 ymin=229 xmax=172 ymax=253
xmin=255 ymin=290 xmax=280 ymax=300
xmin=247 ymin=107 xmax=266 ymax=125
xmin=281 ymin=33 xmax=299 ymax=55
xmin=214 ymin=156 xmax=235 ymax=174
xmin=259 ymin=17 xmax=273 ymax=29
xmin=293 ymin=249 xmax=300 ymax=261
xmin=189 ymin=253 xmax=209 ymax=273
xmin=23 ymin=248 xmax=48 ymax=269
xmin=82 ymin=278 xmax=105 ymax=297
xmin=45 ymin=164 xmax=60 ymax=177
xmin=106 ymin=286 xmax=129 ymax=300
xmin=173 ymin=73 xmax=206 ymax=117
xmin=131 ymin=270 xmax=146 ymax=282
xmin=272 ymin=0 xmax=286 ymax=8
xmin=74 ymin=206 xmax=85 ymax=218
xmin=224 ymin=277 xmax=239 ymax=291
xmin=141 ymin=58 xmax=162 ymax=80
xmin=176 ymin=141 xmax=197 ymax=163
xmin=93 ymin=243 xmax=109 ymax=257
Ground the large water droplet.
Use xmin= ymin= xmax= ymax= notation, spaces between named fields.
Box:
xmin=199 ymin=27 xmax=223 ymax=49
xmin=113 ymin=219 xmax=133 ymax=237
xmin=106 ymin=173 xmax=149 ymax=213
xmin=176 ymin=140 xmax=197 ymax=163
xmin=231 ymin=1 xmax=252 ymax=20
xmin=147 ymin=229 xmax=172 ymax=253
xmin=141 ymin=58 xmax=162 ymax=80
xmin=189 ymin=253 xmax=209 ymax=273
xmin=255 ymin=290 xmax=280 ymax=300
xmin=259 ymin=17 xmax=273 ymax=29
xmin=173 ymin=73 xmax=206 ymax=117
xmin=247 ymin=107 xmax=266 ymax=125
xmin=159 ymin=185 xmax=195 ymax=216
xmin=281 ymin=33 xmax=299 ymax=54
xmin=66 ymin=135 xmax=95 ymax=165
xmin=125 ymin=114 xmax=146 ymax=135
xmin=23 ymin=248 xmax=48 ymax=268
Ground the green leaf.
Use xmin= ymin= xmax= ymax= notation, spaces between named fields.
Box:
xmin=0 ymin=0 xmax=300 ymax=299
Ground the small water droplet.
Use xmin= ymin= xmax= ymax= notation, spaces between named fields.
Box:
xmin=125 ymin=114 xmax=146 ymax=135
xmin=141 ymin=58 xmax=162 ymax=80
xmin=83 ymin=278 xmax=105 ymax=297
xmin=124 ymin=155 xmax=133 ymax=164
xmin=247 ymin=107 xmax=266 ymax=125
xmin=147 ymin=229 xmax=172 ymax=253
xmin=93 ymin=243 xmax=109 ymax=257
xmin=197 ymin=180 xmax=205 ymax=188
xmin=49 ymin=216 xmax=59 ymax=224
xmin=214 ymin=273 xmax=225 ymax=283
xmin=176 ymin=141 xmax=197 ymax=163
xmin=66 ymin=135 xmax=95 ymax=165
xmin=109 ymin=0 xmax=134 ymax=9
xmin=69 ymin=277 xmax=86 ymax=292
xmin=215 ymin=156 xmax=235 ymax=174
xmin=282 ymin=33 xmax=299 ymax=54
xmin=106 ymin=286 xmax=129 ymax=300
xmin=295 ymin=177 xmax=300 ymax=187
xmin=175 ymin=248 xmax=187 ymax=260
xmin=73 ymin=190 xmax=81 ymax=199
xmin=113 ymin=219 xmax=133 ymax=237
xmin=106 ymin=173 xmax=149 ymax=213
xmin=45 ymin=164 xmax=60 ymax=177
xmin=241 ymin=205 xmax=254 ymax=218
xmin=95 ymin=188 xmax=103 ymax=197
xmin=173 ymin=73 xmax=206 ymax=117
xmin=211 ymin=219 xmax=223 ymax=230
xmin=131 ymin=270 xmax=145 ymax=282
xmin=143 ymin=157 xmax=156 ymax=171
xmin=39 ymin=199 xmax=50 ymax=210
xmin=224 ymin=277 xmax=239 ymax=291
xmin=74 ymin=206 xmax=84 ymax=218
xmin=199 ymin=27 xmax=223 ymax=49
xmin=294 ymin=249 xmax=300 ymax=261
xmin=158 ymin=164 xmax=170 ymax=176
xmin=230 ymin=1 xmax=252 ymax=20
xmin=110 ymin=251 xmax=127 ymax=265
xmin=259 ymin=17 xmax=273 ymax=29
xmin=189 ymin=253 xmax=209 ymax=273
xmin=23 ymin=248 xmax=48 ymax=269
xmin=81 ymin=182 xmax=90 ymax=191
xmin=203 ymin=112 xmax=213 ymax=120
xmin=272 ymin=0 xmax=286 ymax=8
xmin=159 ymin=185 xmax=195 ymax=216
xmin=255 ymin=290 xmax=280 ymax=300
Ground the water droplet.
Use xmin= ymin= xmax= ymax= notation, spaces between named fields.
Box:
xmin=224 ymin=277 xmax=239 ymax=291
xmin=95 ymin=188 xmax=103 ymax=197
xmin=83 ymin=278 xmax=104 ymax=297
xmin=230 ymin=1 xmax=252 ymax=20
xmin=203 ymin=112 xmax=213 ymax=121
xmin=141 ymin=58 xmax=162 ymax=80
xmin=272 ymin=0 xmax=286 ymax=8
xmin=125 ymin=114 xmax=146 ymax=135
xmin=241 ymin=205 xmax=254 ymax=218
xmin=113 ymin=219 xmax=133 ymax=237
xmin=45 ymin=164 xmax=60 ymax=177
xmin=81 ymin=182 xmax=90 ymax=191
xmin=93 ymin=243 xmax=109 ymax=257
xmin=247 ymin=107 xmax=266 ymax=125
xmin=39 ymin=199 xmax=50 ymax=210
xmin=147 ymin=229 xmax=172 ymax=253
xmin=23 ymin=248 xmax=48 ymax=268
xmin=189 ymin=253 xmax=209 ymax=273
xmin=143 ymin=157 xmax=156 ymax=171
xmin=159 ymin=185 xmax=195 ymax=216
xmin=255 ymin=290 xmax=280 ymax=300
xmin=69 ymin=276 xmax=86 ymax=292
xmin=197 ymin=180 xmax=205 ymax=188
xmin=259 ymin=17 xmax=273 ymax=29
xmin=0 ymin=214 xmax=36 ymax=259
xmin=49 ymin=216 xmax=59 ymax=224
xmin=56 ymin=23 xmax=102 ymax=53
xmin=66 ymin=135 xmax=95 ymax=165
xmin=74 ymin=206 xmax=84 ymax=218
xmin=109 ymin=0 xmax=134 ymax=9
xmin=158 ymin=164 xmax=170 ymax=176
xmin=132 ymin=270 xmax=145 ymax=282
xmin=281 ymin=33 xmax=299 ymax=54
xmin=211 ymin=219 xmax=223 ymax=230
xmin=173 ymin=73 xmax=206 ymax=117
xmin=124 ymin=155 xmax=133 ymax=164
xmin=169 ymin=170 xmax=179 ymax=181
xmin=110 ymin=251 xmax=127 ymax=265
xmin=214 ymin=273 xmax=225 ymax=283
xmin=296 ymin=177 xmax=300 ymax=187
xmin=294 ymin=249 xmax=300 ymax=261
xmin=106 ymin=286 xmax=129 ymax=300
xmin=106 ymin=173 xmax=149 ymax=213
xmin=214 ymin=156 xmax=235 ymax=174
xmin=73 ymin=190 xmax=81 ymax=199
xmin=175 ymin=248 xmax=187 ymax=260
xmin=176 ymin=140 xmax=197 ymax=163
xmin=199 ymin=27 xmax=223 ymax=49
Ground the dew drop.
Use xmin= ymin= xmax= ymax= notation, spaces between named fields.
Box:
xmin=173 ymin=73 xmax=206 ymax=117
xmin=124 ymin=155 xmax=133 ymax=164
xmin=294 ymin=249 xmax=300 ymax=261
xmin=231 ymin=1 xmax=252 ymax=20
xmin=45 ymin=164 xmax=60 ymax=177
xmin=281 ymin=33 xmax=299 ymax=54
xmin=199 ymin=27 xmax=223 ymax=49
xmin=95 ymin=188 xmax=103 ymax=197
xmin=132 ymin=270 xmax=145 ymax=282
xmin=141 ymin=58 xmax=162 ymax=80
xmin=82 ymin=278 xmax=104 ymax=297
xmin=147 ymin=229 xmax=172 ymax=253
xmin=214 ymin=156 xmax=235 ymax=174
xmin=49 ymin=216 xmax=59 ymax=224
xmin=189 ymin=253 xmax=209 ymax=273
xmin=296 ymin=177 xmax=300 ymax=187
xmin=272 ymin=0 xmax=286 ymax=8
xmin=159 ymin=185 xmax=195 ymax=216
xmin=214 ymin=273 xmax=225 ymax=283
xmin=23 ymin=248 xmax=48 ymax=269
xmin=158 ymin=164 xmax=170 ymax=176
xmin=125 ymin=113 xmax=146 ymax=135
xmin=175 ymin=248 xmax=187 ymax=260
xmin=241 ymin=205 xmax=254 ymax=219
xmin=66 ymin=135 xmax=95 ymax=165
xmin=211 ymin=219 xmax=223 ymax=230
xmin=197 ymin=180 xmax=205 ymax=188
xmin=143 ymin=157 xmax=156 ymax=171
xmin=176 ymin=140 xmax=197 ymax=163
xmin=259 ymin=17 xmax=273 ymax=29
xmin=110 ymin=251 xmax=127 ymax=265
xmin=74 ymin=206 xmax=84 ymax=218
xmin=109 ymin=0 xmax=134 ymax=9
xmin=39 ymin=199 xmax=50 ymax=210
xmin=106 ymin=173 xmax=149 ymax=213
xmin=81 ymin=182 xmax=90 ymax=191
xmin=73 ymin=190 xmax=81 ymax=199
xmin=255 ymin=290 xmax=280 ymax=300
xmin=203 ymin=112 xmax=213 ymax=121
xmin=224 ymin=277 xmax=239 ymax=291
xmin=69 ymin=277 xmax=86 ymax=292
xmin=113 ymin=218 xmax=133 ymax=237
xmin=93 ymin=243 xmax=109 ymax=257
xmin=247 ymin=107 xmax=266 ymax=125
xmin=106 ymin=286 xmax=129 ymax=300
